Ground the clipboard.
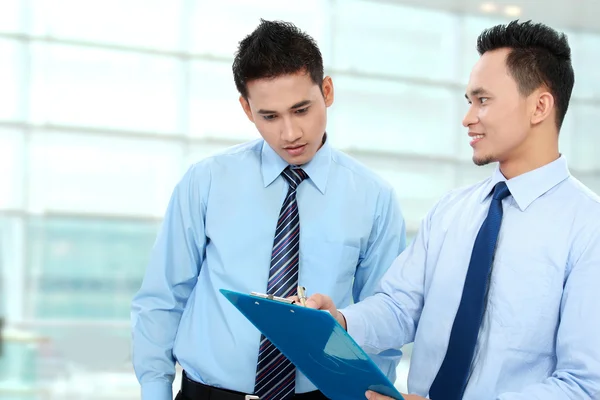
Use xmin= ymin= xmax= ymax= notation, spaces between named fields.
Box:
xmin=220 ymin=288 xmax=404 ymax=400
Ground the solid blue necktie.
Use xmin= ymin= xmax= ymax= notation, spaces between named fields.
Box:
xmin=429 ymin=181 xmax=511 ymax=400
xmin=254 ymin=166 xmax=308 ymax=400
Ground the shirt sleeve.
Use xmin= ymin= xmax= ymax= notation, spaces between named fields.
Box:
xmin=342 ymin=198 xmax=435 ymax=356
xmin=496 ymin=225 xmax=600 ymax=400
xmin=130 ymin=162 xmax=210 ymax=400
xmin=350 ymin=185 xmax=407 ymax=379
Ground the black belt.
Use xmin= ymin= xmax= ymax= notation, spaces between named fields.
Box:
xmin=180 ymin=371 xmax=329 ymax=400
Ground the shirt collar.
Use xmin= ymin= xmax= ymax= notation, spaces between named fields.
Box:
xmin=480 ymin=155 xmax=570 ymax=211
xmin=261 ymin=135 xmax=331 ymax=194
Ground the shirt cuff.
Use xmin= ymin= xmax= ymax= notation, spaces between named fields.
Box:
xmin=141 ymin=381 xmax=174 ymax=400
xmin=339 ymin=306 xmax=367 ymax=347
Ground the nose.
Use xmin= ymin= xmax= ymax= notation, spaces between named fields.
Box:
xmin=281 ymin=117 xmax=302 ymax=142
xmin=462 ymin=105 xmax=478 ymax=128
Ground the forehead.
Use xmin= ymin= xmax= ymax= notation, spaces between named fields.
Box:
xmin=467 ymin=48 xmax=515 ymax=91
xmin=246 ymin=72 xmax=319 ymax=107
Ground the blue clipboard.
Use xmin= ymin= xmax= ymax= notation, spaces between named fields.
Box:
xmin=220 ymin=288 xmax=404 ymax=400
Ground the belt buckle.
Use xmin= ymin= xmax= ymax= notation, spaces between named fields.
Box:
xmin=245 ymin=396 xmax=260 ymax=400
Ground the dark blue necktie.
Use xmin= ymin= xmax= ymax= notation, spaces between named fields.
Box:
xmin=254 ymin=166 xmax=308 ymax=400
xmin=429 ymin=181 xmax=511 ymax=400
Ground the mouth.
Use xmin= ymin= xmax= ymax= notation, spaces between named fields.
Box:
xmin=469 ymin=134 xmax=484 ymax=147
xmin=284 ymin=144 xmax=307 ymax=157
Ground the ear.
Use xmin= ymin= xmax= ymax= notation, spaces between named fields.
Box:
xmin=239 ymin=95 xmax=254 ymax=123
xmin=321 ymin=76 xmax=334 ymax=107
xmin=530 ymin=91 xmax=554 ymax=126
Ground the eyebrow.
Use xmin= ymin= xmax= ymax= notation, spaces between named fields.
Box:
xmin=465 ymin=87 xmax=491 ymax=100
xmin=257 ymin=100 xmax=312 ymax=115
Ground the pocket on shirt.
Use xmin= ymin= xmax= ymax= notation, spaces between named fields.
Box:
xmin=300 ymin=239 xmax=361 ymax=284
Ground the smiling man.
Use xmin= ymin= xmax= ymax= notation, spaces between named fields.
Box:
xmin=130 ymin=19 xmax=407 ymax=400
xmin=305 ymin=20 xmax=600 ymax=400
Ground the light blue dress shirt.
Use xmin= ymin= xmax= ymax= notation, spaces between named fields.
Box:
xmin=131 ymin=138 xmax=406 ymax=400
xmin=343 ymin=156 xmax=600 ymax=399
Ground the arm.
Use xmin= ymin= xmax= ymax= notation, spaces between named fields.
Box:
xmin=131 ymin=163 xmax=210 ymax=400
xmin=497 ymin=228 xmax=600 ymax=400
xmin=351 ymin=186 xmax=407 ymax=377
xmin=341 ymin=202 xmax=434 ymax=355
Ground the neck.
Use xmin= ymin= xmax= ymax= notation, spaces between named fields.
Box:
xmin=499 ymin=128 xmax=559 ymax=180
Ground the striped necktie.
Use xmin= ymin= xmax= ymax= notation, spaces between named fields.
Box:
xmin=254 ymin=166 xmax=308 ymax=400
xmin=429 ymin=181 xmax=511 ymax=400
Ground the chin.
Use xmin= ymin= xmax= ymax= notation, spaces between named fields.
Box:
xmin=472 ymin=154 xmax=495 ymax=166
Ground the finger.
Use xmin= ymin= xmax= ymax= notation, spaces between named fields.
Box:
xmin=365 ymin=390 xmax=392 ymax=400
xmin=305 ymin=293 xmax=326 ymax=309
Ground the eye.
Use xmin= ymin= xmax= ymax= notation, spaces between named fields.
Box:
xmin=479 ymin=97 xmax=489 ymax=103
xmin=262 ymin=114 xmax=276 ymax=121
xmin=295 ymin=107 xmax=309 ymax=114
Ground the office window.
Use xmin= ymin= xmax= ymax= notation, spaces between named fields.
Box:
xmin=0 ymin=0 xmax=21 ymax=33
xmin=189 ymin=61 xmax=258 ymax=140
xmin=191 ymin=0 xmax=330 ymax=61
xmin=30 ymin=43 xmax=183 ymax=133
xmin=333 ymin=0 xmax=460 ymax=82
xmin=0 ymin=38 xmax=23 ymax=121
xmin=26 ymin=217 xmax=159 ymax=319
xmin=329 ymin=76 xmax=459 ymax=158
xmin=0 ymin=129 xmax=25 ymax=210
xmin=28 ymin=132 xmax=184 ymax=216
xmin=30 ymin=0 xmax=184 ymax=51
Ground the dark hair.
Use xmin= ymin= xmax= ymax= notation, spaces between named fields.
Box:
xmin=232 ymin=19 xmax=324 ymax=99
xmin=477 ymin=20 xmax=575 ymax=129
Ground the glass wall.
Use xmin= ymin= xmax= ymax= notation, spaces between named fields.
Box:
xmin=1 ymin=0 xmax=599 ymax=397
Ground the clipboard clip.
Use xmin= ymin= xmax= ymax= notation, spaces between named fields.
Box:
xmin=245 ymin=396 xmax=260 ymax=400
xmin=250 ymin=291 xmax=294 ymax=304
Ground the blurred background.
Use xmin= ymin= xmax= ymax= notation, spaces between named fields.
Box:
xmin=1 ymin=0 xmax=599 ymax=398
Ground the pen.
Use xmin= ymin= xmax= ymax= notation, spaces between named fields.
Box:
xmin=297 ymin=286 xmax=307 ymax=307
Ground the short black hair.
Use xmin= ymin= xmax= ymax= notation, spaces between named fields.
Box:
xmin=232 ymin=19 xmax=324 ymax=99
xmin=477 ymin=20 xmax=575 ymax=130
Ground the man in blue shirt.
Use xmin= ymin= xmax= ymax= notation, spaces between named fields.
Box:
xmin=130 ymin=19 xmax=406 ymax=400
xmin=306 ymin=20 xmax=600 ymax=400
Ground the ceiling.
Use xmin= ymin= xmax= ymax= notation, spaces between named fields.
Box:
xmin=380 ymin=0 xmax=600 ymax=34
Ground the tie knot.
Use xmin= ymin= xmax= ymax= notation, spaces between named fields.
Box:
xmin=282 ymin=167 xmax=308 ymax=190
xmin=492 ymin=181 xmax=511 ymax=201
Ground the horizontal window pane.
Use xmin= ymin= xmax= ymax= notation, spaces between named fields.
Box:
xmin=189 ymin=61 xmax=259 ymax=141
xmin=30 ymin=44 xmax=182 ymax=133
xmin=0 ymin=0 xmax=21 ymax=33
xmin=333 ymin=0 xmax=460 ymax=82
xmin=0 ymin=129 xmax=24 ymax=209
xmin=31 ymin=0 xmax=183 ymax=51
xmin=28 ymin=132 xmax=184 ymax=216
xmin=329 ymin=76 xmax=459 ymax=158
xmin=26 ymin=217 xmax=158 ymax=319
xmin=191 ymin=0 xmax=329 ymax=61
xmin=0 ymin=38 xmax=23 ymax=121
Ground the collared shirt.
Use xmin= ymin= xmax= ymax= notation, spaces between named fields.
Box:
xmin=131 ymin=138 xmax=407 ymax=400
xmin=343 ymin=156 xmax=600 ymax=399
